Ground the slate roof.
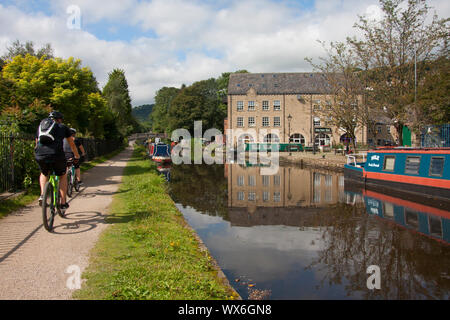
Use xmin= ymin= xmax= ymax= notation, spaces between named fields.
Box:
xmin=228 ymin=72 xmax=332 ymax=95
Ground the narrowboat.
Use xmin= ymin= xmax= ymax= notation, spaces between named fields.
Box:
xmin=344 ymin=148 xmax=450 ymax=201
xmin=362 ymin=189 xmax=449 ymax=244
xmin=151 ymin=143 xmax=172 ymax=164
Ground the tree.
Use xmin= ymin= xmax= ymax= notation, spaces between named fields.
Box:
xmin=2 ymin=40 xmax=54 ymax=61
xmin=348 ymin=0 xmax=448 ymax=145
xmin=1 ymin=54 xmax=113 ymax=137
xmin=306 ymin=42 xmax=367 ymax=150
xmin=102 ymin=69 xmax=136 ymax=136
xmin=151 ymin=87 xmax=180 ymax=133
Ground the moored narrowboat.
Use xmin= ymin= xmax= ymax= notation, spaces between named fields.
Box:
xmin=344 ymin=148 xmax=450 ymax=201
xmin=152 ymin=143 xmax=172 ymax=164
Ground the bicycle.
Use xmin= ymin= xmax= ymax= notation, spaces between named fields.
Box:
xmin=67 ymin=159 xmax=80 ymax=198
xmin=42 ymin=172 xmax=66 ymax=232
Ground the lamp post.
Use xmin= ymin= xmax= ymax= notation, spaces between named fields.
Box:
xmin=287 ymin=114 xmax=292 ymax=155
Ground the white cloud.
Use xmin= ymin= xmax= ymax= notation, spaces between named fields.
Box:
xmin=0 ymin=0 xmax=449 ymax=105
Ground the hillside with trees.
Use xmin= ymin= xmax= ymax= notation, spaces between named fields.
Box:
xmin=151 ymin=70 xmax=248 ymax=134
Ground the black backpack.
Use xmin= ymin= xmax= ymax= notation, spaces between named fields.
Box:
xmin=38 ymin=118 xmax=57 ymax=145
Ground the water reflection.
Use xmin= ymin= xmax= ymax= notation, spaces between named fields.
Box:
xmin=168 ymin=163 xmax=450 ymax=300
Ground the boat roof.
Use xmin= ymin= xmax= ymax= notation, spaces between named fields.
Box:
xmin=369 ymin=147 xmax=450 ymax=154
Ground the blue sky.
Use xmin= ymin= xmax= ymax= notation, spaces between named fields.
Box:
xmin=0 ymin=0 xmax=448 ymax=105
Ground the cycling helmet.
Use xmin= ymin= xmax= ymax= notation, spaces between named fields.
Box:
xmin=49 ymin=111 xmax=64 ymax=119
xmin=69 ymin=128 xmax=77 ymax=135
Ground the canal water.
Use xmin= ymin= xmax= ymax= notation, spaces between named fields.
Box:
xmin=162 ymin=163 xmax=450 ymax=300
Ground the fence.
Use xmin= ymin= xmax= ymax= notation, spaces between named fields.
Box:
xmin=0 ymin=134 xmax=124 ymax=193
xmin=421 ymin=124 xmax=450 ymax=148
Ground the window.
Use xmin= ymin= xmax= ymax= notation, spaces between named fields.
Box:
xmin=405 ymin=156 xmax=421 ymax=175
xmin=248 ymin=101 xmax=255 ymax=111
xmin=264 ymin=134 xmax=280 ymax=143
xmin=383 ymin=155 xmax=396 ymax=171
xmin=430 ymin=157 xmax=444 ymax=177
xmin=237 ymin=176 xmax=244 ymax=186
xmin=274 ymin=117 xmax=281 ymax=127
xmin=263 ymin=192 xmax=269 ymax=202
xmin=387 ymin=126 xmax=391 ymax=134
xmin=274 ymin=175 xmax=280 ymax=186
xmin=290 ymin=134 xmax=305 ymax=144
xmin=237 ymin=101 xmax=243 ymax=111
xmin=383 ymin=202 xmax=394 ymax=219
xmin=237 ymin=117 xmax=244 ymax=128
xmin=248 ymin=117 xmax=255 ymax=127
xmin=262 ymin=117 xmax=269 ymax=127
xmin=273 ymin=192 xmax=281 ymax=202
xmin=429 ymin=215 xmax=442 ymax=238
xmin=237 ymin=192 xmax=244 ymax=201
xmin=314 ymin=117 xmax=321 ymax=127
xmin=262 ymin=176 xmax=270 ymax=186
xmin=262 ymin=101 xmax=269 ymax=111
xmin=248 ymin=176 xmax=256 ymax=186
xmin=248 ymin=192 xmax=256 ymax=201
xmin=274 ymin=100 xmax=281 ymax=110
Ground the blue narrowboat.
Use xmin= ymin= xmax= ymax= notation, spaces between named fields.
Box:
xmin=344 ymin=148 xmax=450 ymax=201
xmin=363 ymin=189 xmax=450 ymax=244
xmin=149 ymin=143 xmax=172 ymax=164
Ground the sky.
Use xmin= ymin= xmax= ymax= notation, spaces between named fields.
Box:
xmin=0 ymin=0 xmax=448 ymax=106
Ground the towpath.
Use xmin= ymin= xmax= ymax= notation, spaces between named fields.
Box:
xmin=0 ymin=146 xmax=132 ymax=299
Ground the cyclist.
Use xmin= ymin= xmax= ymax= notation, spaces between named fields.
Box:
xmin=35 ymin=111 xmax=80 ymax=209
xmin=64 ymin=128 xmax=86 ymax=185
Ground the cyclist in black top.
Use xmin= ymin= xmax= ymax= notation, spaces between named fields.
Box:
xmin=64 ymin=128 xmax=86 ymax=185
xmin=35 ymin=111 xmax=80 ymax=209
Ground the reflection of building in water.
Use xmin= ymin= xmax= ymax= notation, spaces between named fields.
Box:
xmin=227 ymin=164 xmax=344 ymax=209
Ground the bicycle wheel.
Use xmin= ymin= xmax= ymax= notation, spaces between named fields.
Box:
xmin=42 ymin=182 xmax=56 ymax=232
xmin=74 ymin=177 xmax=80 ymax=192
xmin=67 ymin=169 xmax=73 ymax=198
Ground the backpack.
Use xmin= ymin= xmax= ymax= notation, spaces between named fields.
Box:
xmin=38 ymin=118 xmax=57 ymax=145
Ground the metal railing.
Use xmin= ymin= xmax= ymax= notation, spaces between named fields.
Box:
xmin=0 ymin=134 xmax=124 ymax=192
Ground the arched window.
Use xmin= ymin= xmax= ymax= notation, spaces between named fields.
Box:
xmin=290 ymin=133 xmax=305 ymax=144
xmin=264 ymin=133 xmax=280 ymax=143
xmin=315 ymin=133 xmax=331 ymax=146
xmin=238 ymin=134 xmax=254 ymax=145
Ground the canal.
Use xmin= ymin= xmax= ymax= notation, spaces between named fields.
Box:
xmin=161 ymin=163 xmax=450 ymax=300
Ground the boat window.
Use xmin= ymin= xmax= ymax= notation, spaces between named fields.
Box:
xmin=429 ymin=157 xmax=444 ymax=177
xmin=429 ymin=215 xmax=442 ymax=238
xmin=405 ymin=209 xmax=419 ymax=229
xmin=383 ymin=155 xmax=396 ymax=171
xmin=383 ymin=202 xmax=394 ymax=219
xmin=405 ymin=156 xmax=421 ymax=175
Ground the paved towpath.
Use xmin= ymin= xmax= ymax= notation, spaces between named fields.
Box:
xmin=0 ymin=146 xmax=133 ymax=300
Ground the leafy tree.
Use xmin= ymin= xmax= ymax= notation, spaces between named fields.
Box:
xmin=102 ymin=69 xmax=136 ymax=136
xmin=2 ymin=40 xmax=54 ymax=61
xmin=307 ymin=42 xmax=368 ymax=150
xmin=151 ymin=87 xmax=180 ymax=133
xmin=1 ymin=54 xmax=115 ymax=137
xmin=348 ymin=0 xmax=448 ymax=144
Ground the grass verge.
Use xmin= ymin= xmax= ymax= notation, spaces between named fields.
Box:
xmin=73 ymin=145 xmax=238 ymax=300
xmin=0 ymin=146 xmax=126 ymax=220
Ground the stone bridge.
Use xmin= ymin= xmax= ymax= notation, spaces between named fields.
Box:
xmin=128 ymin=132 xmax=167 ymax=141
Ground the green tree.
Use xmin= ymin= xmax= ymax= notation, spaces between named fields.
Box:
xmin=2 ymin=40 xmax=54 ymax=61
xmin=102 ymin=69 xmax=136 ymax=136
xmin=151 ymin=87 xmax=180 ymax=133
xmin=306 ymin=42 xmax=368 ymax=150
xmin=1 ymin=54 xmax=112 ymax=136
xmin=348 ymin=0 xmax=448 ymax=144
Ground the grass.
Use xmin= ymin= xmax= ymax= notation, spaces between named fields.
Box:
xmin=0 ymin=146 xmax=126 ymax=220
xmin=73 ymin=145 xmax=238 ymax=300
